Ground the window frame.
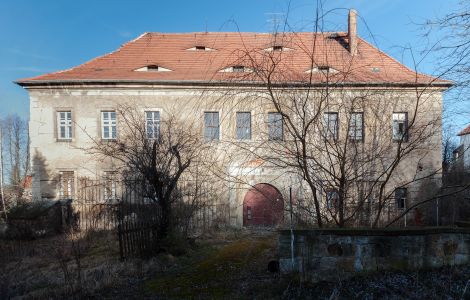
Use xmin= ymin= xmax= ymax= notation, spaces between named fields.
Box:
xmin=392 ymin=112 xmax=409 ymax=142
xmin=236 ymin=111 xmax=252 ymax=140
xmin=101 ymin=111 xmax=117 ymax=140
xmin=348 ymin=112 xmax=364 ymax=142
xmin=204 ymin=111 xmax=220 ymax=142
xmin=57 ymin=110 xmax=73 ymax=141
xmin=394 ymin=187 xmax=407 ymax=209
xmin=145 ymin=110 xmax=161 ymax=140
xmin=323 ymin=112 xmax=339 ymax=140
xmin=58 ymin=170 xmax=75 ymax=199
xmin=267 ymin=112 xmax=283 ymax=141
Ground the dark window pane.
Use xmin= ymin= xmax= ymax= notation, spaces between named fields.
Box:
xmin=236 ymin=112 xmax=251 ymax=140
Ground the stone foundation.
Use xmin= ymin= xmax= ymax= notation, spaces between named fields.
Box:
xmin=279 ymin=228 xmax=470 ymax=282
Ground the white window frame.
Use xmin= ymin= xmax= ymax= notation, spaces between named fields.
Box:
xmin=236 ymin=112 xmax=251 ymax=140
xmin=204 ymin=111 xmax=220 ymax=141
xmin=392 ymin=112 xmax=408 ymax=142
xmin=323 ymin=112 xmax=339 ymax=140
xmin=101 ymin=111 xmax=117 ymax=140
xmin=58 ymin=171 xmax=74 ymax=199
xmin=57 ymin=111 xmax=72 ymax=140
xmin=267 ymin=112 xmax=283 ymax=141
xmin=348 ymin=112 xmax=364 ymax=141
xmin=103 ymin=171 xmax=118 ymax=201
xmin=145 ymin=111 xmax=161 ymax=140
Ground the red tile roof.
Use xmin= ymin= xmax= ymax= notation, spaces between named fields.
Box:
xmin=16 ymin=32 xmax=451 ymax=87
xmin=458 ymin=124 xmax=470 ymax=136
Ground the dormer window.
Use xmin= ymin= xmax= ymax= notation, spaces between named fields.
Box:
xmin=264 ymin=45 xmax=293 ymax=52
xmin=219 ymin=65 xmax=253 ymax=73
xmin=233 ymin=66 xmax=245 ymax=73
xmin=305 ymin=66 xmax=338 ymax=74
xmin=147 ymin=65 xmax=160 ymax=71
xmin=186 ymin=46 xmax=215 ymax=51
xmin=134 ymin=65 xmax=172 ymax=72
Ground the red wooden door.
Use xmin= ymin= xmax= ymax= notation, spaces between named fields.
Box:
xmin=243 ymin=183 xmax=284 ymax=226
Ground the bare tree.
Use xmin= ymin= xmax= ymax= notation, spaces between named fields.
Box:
xmin=0 ymin=114 xmax=30 ymax=206
xmin=82 ymin=105 xmax=212 ymax=238
xmin=214 ymin=14 xmax=447 ymax=228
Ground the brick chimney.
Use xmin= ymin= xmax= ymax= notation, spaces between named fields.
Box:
xmin=348 ymin=9 xmax=358 ymax=56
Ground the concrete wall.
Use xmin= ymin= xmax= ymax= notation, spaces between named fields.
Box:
xmin=279 ymin=228 xmax=470 ymax=282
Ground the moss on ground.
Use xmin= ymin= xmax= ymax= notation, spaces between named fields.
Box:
xmin=145 ymin=236 xmax=275 ymax=299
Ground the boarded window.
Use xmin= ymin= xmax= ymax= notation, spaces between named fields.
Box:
xmin=348 ymin=112 xmax=363 ymax=141
xmin=101 ymin=111 xmax=117 ymax=139
xmin=204 ymin=112 xmax=220 ymax=141
xmin=59 ymin=171 xmax=74 ymax=199
xmin=395 ymin=187 xmax=407 ymax=209
xmin=323 ymin=112 xmax=338 ymax=140
xmin=392 ymin=112 xmax=408 ymax=141
xmin=146 ymin=111 xmax=160 ymax=140
xmin=268 ymin=112 xmax=283 ymax=141
xmin=236 ymin=112 xmax=251 ymax=140
xmin=57 ymin=111 xmax=72 ymax=140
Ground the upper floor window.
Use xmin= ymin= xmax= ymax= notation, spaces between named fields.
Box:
xmin=323 ymin=112 xmax=338 ymax=140
xmin=57 ymin=111 xmax=72 ymax=140
xmin=348 ymin=112 xmax=363 ymax=141
xmin=101 ymin=111 xmax=116 ymax=140
xmin=204 ymin=112 xmax=219 ymax=141
xmin=267 ymin=112 xmax=283 ymax=141
xmin=146 ymin=111 xmax=160 ymax=140
xmin=392 ymin=112 xmax=408 ymax=142
xmin=395 ymin=187 xmax=407 ymax=209
xmin=236 ymin=112 xmax=251 ymax=140
xmin=58 ymin=171 xmax=74 ymax=199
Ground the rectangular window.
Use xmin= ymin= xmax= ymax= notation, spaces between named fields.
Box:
xmin=103 ymin=171 xmax=118 ymax=201
xmin=204 ymin=112 xmax=220 ymax=141
xmin=268 ymin=112 xmax=283 ymax=141
xmin=101 ymin=111 xmax=116 ymax=140
xmin=57 ymin=111 xmax=72 ymax=140
xmin=395 ymin=187 xmax=407 ymax=209
xmin=326 ymin=189 xmax=339 ymax=209
xmin=59 ymin=171 xmax=74 ymax=199
xmin=392 ymin=112 xmax=408 ymax=141
xmin=146 ymin=111 xmax=160 ymax=139
xmin=323 ymin=112 xmax=338 ymax=140
xmin=236 ymin=112 xmax=251 ymax=140
xmin=348 ymin=112 xmax=363 ymax=141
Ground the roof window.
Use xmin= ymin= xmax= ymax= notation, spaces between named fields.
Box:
xmin=219 ymin=65 xmax=253 ymax=73
xmin=186 ymin=46 xmax=215 ymax=51
xmin=305 ymin=66 xmax=338 ymax=74
xmin=134 ymin=65 xmax=172 ymax=72
xmin=264 ymin=45 xmax=293 ymax=52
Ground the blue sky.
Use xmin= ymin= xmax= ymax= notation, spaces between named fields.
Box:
xmin=0 ymin=0 xmax=464 ymax=127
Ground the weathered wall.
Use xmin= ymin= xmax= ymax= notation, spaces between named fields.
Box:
xmin=279 ymin=228 xmax=470 ymax=282
xmin=26 ymin=85 xmax=444 ymax=227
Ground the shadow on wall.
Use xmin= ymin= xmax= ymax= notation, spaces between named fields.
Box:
xmin=33 ymin=150 xmax=59 ymax=201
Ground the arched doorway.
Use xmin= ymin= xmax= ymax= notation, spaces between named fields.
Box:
xmin=243 ymin=183 xmax=284 ymax=226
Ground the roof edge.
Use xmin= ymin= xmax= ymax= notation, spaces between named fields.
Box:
xmin=15 ymin=79 xmax=453 ymax=89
